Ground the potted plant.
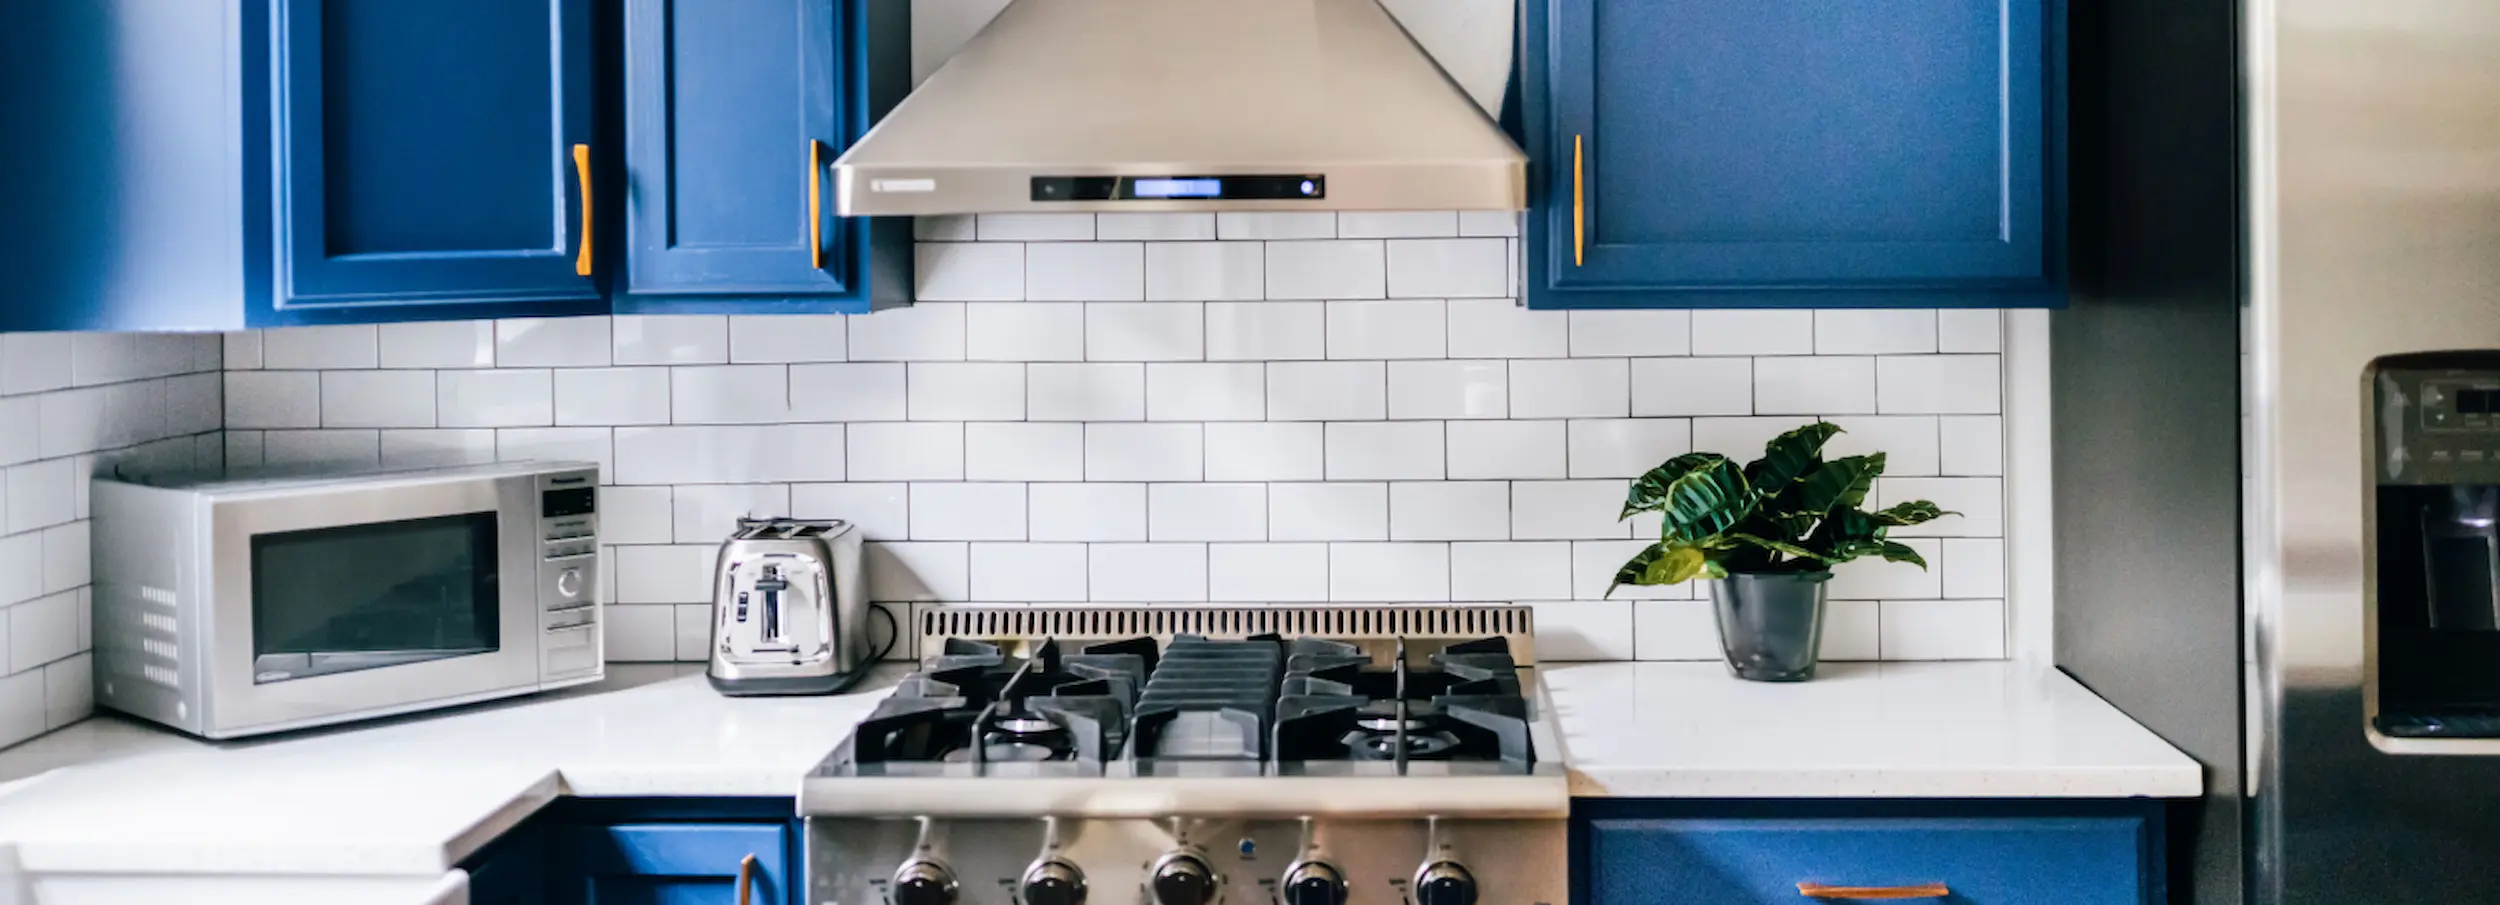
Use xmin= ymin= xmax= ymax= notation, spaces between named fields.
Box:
xmin=1609 ymin=422 xmax=1954 ymax=681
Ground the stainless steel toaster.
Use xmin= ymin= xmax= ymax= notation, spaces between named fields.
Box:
xmin=706 ymin=518 xmax=874 ymax=696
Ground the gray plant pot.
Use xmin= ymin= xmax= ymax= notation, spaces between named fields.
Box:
xmin=1707 ymin=571 xmax=1834 ymax=682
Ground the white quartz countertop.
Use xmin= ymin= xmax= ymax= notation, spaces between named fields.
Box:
xmin=0 ymin=659 xmax=2199 ymax=902
xmin=1545 ymin=660 xmax=2203 ymax=798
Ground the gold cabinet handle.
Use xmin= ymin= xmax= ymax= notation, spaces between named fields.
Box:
xmin=572 ymin=143 xmax=594 ymax=277
xmin=1797 ymin=882 xmax=1950 ymax=900
xmin=1573 ymin=133 xmax=1585 ymax=266
xmin=736 ymin=853 xmax=760 ymax=905
xmin=809 ymin=140 xmax=826 ymax=270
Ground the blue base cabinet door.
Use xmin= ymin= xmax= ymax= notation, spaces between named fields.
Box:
xmin=1522 ymin=0 xmax=2066 ymax=309
xmin=619 ymin=0 xmax=912 ymax=314
xmin=1584 ymin=815 xmax=2159 ymax=904
xmin=576 ymin=822 xmax=795 ymax=905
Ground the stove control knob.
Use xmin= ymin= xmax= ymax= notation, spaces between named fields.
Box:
xmin=1150 ymin=851 xmax=1221 ymax=905
xmin=1413 ymin=861 xmax=1476 ymax=905
xmin=893 ymin=858 xmax=961 ymax=905
xmin=1021 ymin=857 xmax=1087 ymax=905
xmin=1281 ymin=861 xmax=1348 ymax=905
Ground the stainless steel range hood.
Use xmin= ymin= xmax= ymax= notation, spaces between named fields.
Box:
xmin=831 ymin=0 xmax=1528 ymax=215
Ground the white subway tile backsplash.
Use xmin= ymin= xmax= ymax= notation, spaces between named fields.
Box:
xmin=674 ymin=604 xmax=713 ymax=662
xmin=1328 ymin=300 xmax=1446 ymax=360
xmin=672 ymin=365 xmax=791 ymax=424
xmin=1146 ymin=242 xmax=1264 ymax=302
xmin=497 ymin=427 xmax=615 ymax=479
xmin=972 ymin=543 xmax=1090 ymax=601
xmin=1633 ymin=599 xmax=1721 ymax=660
xmin=850 ymin=303 xmax=968 ymax=361
xmin=556 ymin=368 xmax=673 ymax=426
xmin=221 ymin=331 xmax=263 ymax=371
xmin=1567 ymin=419 xmax=1693 ymax=479
xmin=1207 ymin=302 xmax=1325 ymax=361
xmin=1511 ymin=359 xmax=1628 ymax=419
xmin=1447 ymin=299 xmax=1567 ymax=359
xmin=8 ymin=591 xmax=75 ymax=673
xmin=1270 ymin=483 xmax=1388 ymax=542
xmin=1216 ymin=212 xmax=1336 ymax=240
xmin=915 ymin=216 xmax=976 ymax=242
xmin=1203 ymin=422 xmax=1323 ymax=481
xmin=1030 ymin=483 xmax=1147 ymax=542
xmin=1457 ymin=211 xmax=1522 ymax=238
xmin=729 ymin=315 xmax=848 ymax=364
xmin=225 ymin=371 xmax=320 ymax=428
xmin=1690 ymin=310 xmax=1814 ymax=356
xmin=1822 ymin=415 xmax=1941 ymax=476
xmin=3 ymin=336 xmax=73 ymax=395
xmin=604 ymin=605 xmax=675 ymax=660
xmin=263 ymin=430 xmax=380 ymax=469
xmin=1089 ymin=543 xmax=1208 ymax=602
xmin=1815 ymin=310 xmax=1938 ymax=355
xmin=437 ymin=369 xmax=553 ymax=428
xmin=379 ymin=429 xmax=496 ymax=469
xmin=1340 ymin=212 xmax=1458 ymax=239
xmin=978 ymin=213 xmax=1095 ymax=241
xmin=1389 ymin=481 xmax=1509 ymax=540
xmin=1029 ymin=243 xmax=1145 ymax=302
xmin=1942 ymin=538 xmax=2007 ymax=598
xmin=1085 ymin=423 xmax=1203 ymax=481
xmin=0 ymin=671 xmax=40 ymax=744
xmin=0 ymin=398 xmax=39 ymax=467
xmin=38 ymin=389 xmax=105 ymax=459
xmin=1210 ymin=543 xmax=1330 ymax=602
xmin=1451 ymin=541 xmax=1573 ymax=601
xmin=613 ymin=425 xmax=843 ymax=484
xmin=1752 ymin=356 xmax=1876 ymax=415
xmin=165 ymin=374 xmax=222 ymax=437
xmin=1823 ymin=599 xmax=1883 ymax=661
xmin=380 ymin=321 xmax=495 ymax=368
xmin=1880 ymin=477 xmax=2003 ymax=537
xmin=1880 ymin=599 xmax=2006 ymax=659
xmin=967 ymin=423 xmax=1085 ymax=481
xmin=866 ymin=542 xmax=970 ymax=602
xmin=1939 ymin=415 xmax=2004 ymax=475
xmin=1388 ymin=360 xmax=1508 ymax=420
xmin=43 ymin=653 xmax=92 ymax=730
xmin=1691 ymin=416 xmax=1808 ymax=460
xmin=1150 ymin=483 xmax=1267 ymax=541
xmin=1325 ymin=422 xmax=1445 ymax=480
xmin=1529 ymin=601 xmax=1636 ymax=660
xmin=1828 ymin=537 xmax=1945 ymax=599
xmin=0 ymin=534 xmax=38 ymax=606
xmin=1329 ymin=542 xmax=1450 ymax=602
xmin=1447 ymin=420 xmax=1567 ymax=479
xmin=1571 ymin=540 xmax=1691 ymax=601
xmin=909 ymin=362 xmax=1026 ymax=421
xmin=1147 ymin=363 xmax=1265 ymax=422
xmin=1266 ymin=241 xmax=1386 ymax=300
xmin=1386 ymin=239 xmax=1506 ymax=298
xmin=846 ymin=422 xmax=964 ymax=481
xmin=1100 ymin=213 xmax=1217 ymax=241
xmin=1568 ymin=310 xmax=1692 ymax=358
xmin=966 ymin=303 xmax=1085 ymax=362
xmin=1512 ymin=480 xmax=1631 ymax=540
xmin=1630 ymin=357 xmax=1751 ymax=417
xmin=915 ymin=244 xmax=1025 ymax=302
xmin=792 ymin=482 xmax=909 ymax=540
xmin=599 ymin=486 xmax=676 ymax=545
xmin=1087 ymin=303 xmax=1204 ymax=362
xmin=1937 ymin=309 xmax=2003 ymax=353
xmin=1268 ymin=361 xmax=1385 ymax=421
xmin=1030 ymin=363 xmax=1146 ymax=421
xmin=264 ymin=324 xmax=378 ymax=370
xmin=496 ymin=317 xmax=612 ymax=367
xmin=1876 ymin=355 xmax=2001 ymax=414
xmin=673 ymin=484 xmax=792 ymax=541
xmin=910 ymin=483 xmax=1028 ymax=541
xmin=790 ymin=363 xmax=908 ymax=422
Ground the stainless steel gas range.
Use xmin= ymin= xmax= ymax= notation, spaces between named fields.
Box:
xmin=800 ymin=605 xmax=1566 ymax=905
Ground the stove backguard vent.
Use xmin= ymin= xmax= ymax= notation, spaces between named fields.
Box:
xmin=916 ymin=605 xmax=1539 ymax=666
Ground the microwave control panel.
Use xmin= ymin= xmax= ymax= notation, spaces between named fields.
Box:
xmin=536 ymin=471 xmax=601 ymax=673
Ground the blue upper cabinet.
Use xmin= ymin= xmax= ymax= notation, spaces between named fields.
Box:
xmin=274 ymin=0 xmax=602 ymax=317
xmin=1521 ymin=0 xmax=2067 ymax=309
xmin=618 ymin=0 xmax=912 ymax=314
xmin=0 ymin=0 xmax=606 ymax=331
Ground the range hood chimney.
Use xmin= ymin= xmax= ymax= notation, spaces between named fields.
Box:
xmin=831 ymin=0 xmax=1528 ymax=215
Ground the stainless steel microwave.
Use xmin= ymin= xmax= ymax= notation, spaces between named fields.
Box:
xmin=91 ymin=460 xmax=603 ymax=739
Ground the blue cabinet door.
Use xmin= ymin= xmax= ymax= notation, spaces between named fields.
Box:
xmin=619 ymin=0 xmax=911 ymax=313
xmin=577 ymin=822 xmax=794 ymax=905
xmin=1584 ymin=815 xmax=2157 ymax=905
xmin=1524 ymin=0 xmax=2065 ymax=309
xmin=270 ymin=0 xmax=601 ymax=322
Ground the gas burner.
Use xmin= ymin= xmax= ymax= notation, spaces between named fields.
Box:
xmin=1344 ymin=726 xmax=1463 ymax=761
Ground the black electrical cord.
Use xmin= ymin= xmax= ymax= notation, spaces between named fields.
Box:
xmin=869 ymin=604 xmax=900 ymax=664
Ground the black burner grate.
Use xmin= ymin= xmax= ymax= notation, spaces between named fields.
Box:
xmin=1129 ymin=635 xmax=1284 ymax=761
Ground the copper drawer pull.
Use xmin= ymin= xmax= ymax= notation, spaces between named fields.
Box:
xmin=1572 ymin=133 xmax=1585 ymax=266
xmin=737 ymin=853 xmax=760 ymax=905
xmin=572 ymin=143 xmax=594 ymax=277
xmin=1797 ymin=882 xmax=1950 ymax=900
xmin=808 ymin=139 xmax=826 ymax=270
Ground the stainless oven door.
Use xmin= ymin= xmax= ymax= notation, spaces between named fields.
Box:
xmin=203 ymin=472 xmax=542 ymax=734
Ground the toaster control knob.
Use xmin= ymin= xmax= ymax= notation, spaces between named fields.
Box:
xmin=1413 ymin=861 xmax=1475 ymax=905
xmin=1280 ymin=861 xmax=1347 ymax=905
xmin=1021 ymin=857 xmax=1087 ymax=905
xmin=1149 ymin=851 xmax=1220 ymax=905
xmin=893 ymin=858 xmax=960 ymax=905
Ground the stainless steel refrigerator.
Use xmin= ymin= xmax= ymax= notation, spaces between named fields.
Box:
xmin=2059 ymin=1 xmax=2500 ymax=903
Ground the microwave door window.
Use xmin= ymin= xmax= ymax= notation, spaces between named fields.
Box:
xmin=249 ymin=512 xmax=502 ymax=684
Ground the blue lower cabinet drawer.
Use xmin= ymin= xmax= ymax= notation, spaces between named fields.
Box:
xmin=577 ymin=822 xmax=792 ymax=904
xmin=1585 ymin=816 xmax=2155 ymax=904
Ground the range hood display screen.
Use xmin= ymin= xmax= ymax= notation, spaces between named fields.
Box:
xmin=1033 ymin=175 xmax=1325 ymax=202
